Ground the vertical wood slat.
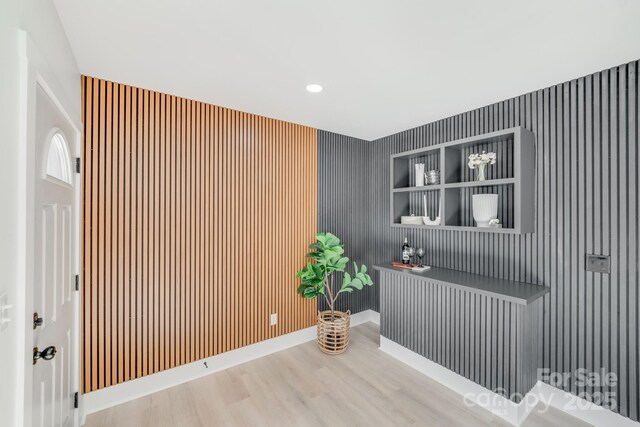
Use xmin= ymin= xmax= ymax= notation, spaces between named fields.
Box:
xmin=81 ymin=76 xmax=317 ymax=392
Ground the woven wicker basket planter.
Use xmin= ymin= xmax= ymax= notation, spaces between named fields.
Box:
xmin=317 ymin=310 xmax=350 ymax=354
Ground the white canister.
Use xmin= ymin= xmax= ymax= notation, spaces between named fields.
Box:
xmin=415 ymin=163 xmax=425 ymax=186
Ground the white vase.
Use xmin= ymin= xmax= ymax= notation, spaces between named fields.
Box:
xmin=415 ymin=163 xmax=425 ymax=186
xmin=472 ymin=194 xmax=498 ymax=227
xmin=475 ymin=163 xmax=487 ymax=181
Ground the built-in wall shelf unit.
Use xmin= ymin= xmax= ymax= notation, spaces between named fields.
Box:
xmin=390 ymin=126 xmax=535 ymax=233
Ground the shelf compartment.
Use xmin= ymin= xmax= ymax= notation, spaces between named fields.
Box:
xmin=393 ymin=149 xmax=440 ymax=189
xmin=392 ymin=189 xmax=441 ymax=224
xmin=444 ymin=185 xmax=514 ymax=229
xmin=444 ymin=137 xmax=514 ymax=184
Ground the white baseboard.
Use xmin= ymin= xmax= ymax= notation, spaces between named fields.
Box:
xmin=380 ymin=336 xmax=640 ymax=427
xmin=369 ymin=310 xmax=380 ymax=325
xmin=83 ymin=309 xmax=379 ymax=415
xmin=379 ymin=336 xmax=530 ymax=426
xmin=535 ymin=381 xmax=640 ymax=427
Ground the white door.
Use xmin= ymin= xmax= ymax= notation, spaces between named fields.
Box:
xmin=32 ymin=85 xmax=77 ymax=427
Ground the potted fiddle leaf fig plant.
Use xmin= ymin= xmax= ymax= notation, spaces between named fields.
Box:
xmin=296 ymin=232 xmax=373 ymax=354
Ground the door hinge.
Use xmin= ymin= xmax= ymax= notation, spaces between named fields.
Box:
xmin=74 ymin=392 xmax=79 ymax=409
xmin=75 ymin=275 xmax=80 ymax=291
xmin=75 ymin=157 xmax=81 ymax=174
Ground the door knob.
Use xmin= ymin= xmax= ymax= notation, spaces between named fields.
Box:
xmin=33 ymin=346 xmax=56 ymax=365
xmin=33 ymin=312 xmax=43 ymax=330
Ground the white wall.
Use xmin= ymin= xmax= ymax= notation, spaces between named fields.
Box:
xmin=0 ymin=0 xmax=79 ymax=425
xmin=0 ymin=1 xmax=23 ymax=426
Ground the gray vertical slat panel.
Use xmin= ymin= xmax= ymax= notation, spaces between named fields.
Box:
xmin=378 ymin=275 xmax=525 ymax=400
xmin=584 ymin=73 xmax=594 ymax=399
xmin=497 ymin=299 xmax=504 ymax=392
xmin=317 ymin=131 xmax=372 ymax=314
xmin=480 ymin=294 xmax=486 ymax=387
xmin=609 ymin=67 xmax=620 ymax=408
xmin=628 ymin=61 xmax=638 ymax=421
xmin=319 ymin=59 xmax=639 ymax=422
xmin=601 ymin=69 xmax=612 ymax=400
xmin=561 ymin=81 xmax=570 ymax=385
xmin=592 ymin=73 xmax=602 ymax=393
xmin=618 ymin=63 xmax=629 ymax=417
xmin=576 ymin=75 xmax=587 ymax=400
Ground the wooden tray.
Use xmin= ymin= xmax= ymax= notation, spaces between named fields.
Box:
xmin=391 ymin=261 xmax=418 ymax=270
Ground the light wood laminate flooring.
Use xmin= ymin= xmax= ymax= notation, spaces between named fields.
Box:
xmin=86 ymin=323 xmax=591 ymax=427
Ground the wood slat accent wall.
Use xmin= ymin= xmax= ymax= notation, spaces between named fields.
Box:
xmin=81 ymin=76 xmax=317 ymax=392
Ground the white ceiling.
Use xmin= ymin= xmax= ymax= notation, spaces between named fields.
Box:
xmin=54 ymin=0 xmax=640 ymax=141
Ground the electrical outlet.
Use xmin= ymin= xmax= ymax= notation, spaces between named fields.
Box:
xmin=0 ymin=292 xmax=11 ymax=332
xmin=586 ymin=254 xmax=610 ymax=274
xmin=270 ymin=313 xmax=278 ymax=326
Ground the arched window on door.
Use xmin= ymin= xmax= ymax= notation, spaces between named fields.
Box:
xmin=46 ymin=132 xmax=72 ymax=184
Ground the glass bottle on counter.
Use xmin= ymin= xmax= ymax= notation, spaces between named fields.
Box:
xmin=402 ymin=237 xmax=410 ymax=264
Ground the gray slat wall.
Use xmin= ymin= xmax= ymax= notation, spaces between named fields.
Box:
xmin=379 ymin=271 xmax=542 ymax=401
xmin=319 ymin=59 xmax=639 ymax=421
xmin=317 ymin=131 xmax=373 ymax=314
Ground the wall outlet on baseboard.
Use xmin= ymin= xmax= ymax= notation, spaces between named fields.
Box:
xmin=270 ymin=313 xmax=278 ymax=326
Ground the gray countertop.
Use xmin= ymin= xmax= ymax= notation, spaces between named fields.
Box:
xmin=374 ymin=264 xmax=548 ymax=305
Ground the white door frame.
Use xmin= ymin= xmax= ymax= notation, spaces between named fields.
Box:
xmin=17 ymin=31 xmax=83 ymax=427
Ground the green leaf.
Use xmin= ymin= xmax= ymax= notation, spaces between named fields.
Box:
xmin=335 ymin=256 xmax=349 ymax=270
xmin=351 ymin=278 xmax=363 ymax=290
xmin=324 ymin=232 xmax=340 ymax=247
xmin=341 ymin=272 xmax=352 ymax=289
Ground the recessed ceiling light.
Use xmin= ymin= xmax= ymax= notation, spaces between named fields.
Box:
xmin=306 ymin=83 xmax=323 ymax=93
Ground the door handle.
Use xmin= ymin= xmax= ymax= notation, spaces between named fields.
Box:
xmin=33 ymin=312 xmax=43 ymax=330
xmin=33 ymin=346 xmax=56 ymax=365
